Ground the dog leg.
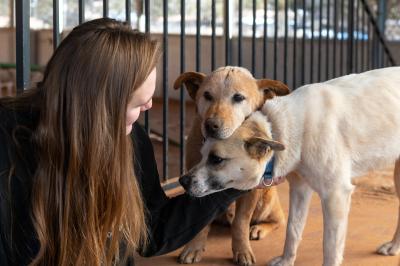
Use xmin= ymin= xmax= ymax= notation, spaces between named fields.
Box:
xmin=250 ymin=220 xmax=282 ymax=241
xmin=377 ymin=158 xmax=400 ymax=256
xmin=268 ymin=174 xmax=313 ymax=266
xmin=250 ymin=190 xmax=285 ymax=240
xmin=232 ymin=190 xmax=259 ymax=266
xmin=320 ymin=184 xmax=354 ymax=266
xmin=178 ymin=225 xmax=211 ymax=264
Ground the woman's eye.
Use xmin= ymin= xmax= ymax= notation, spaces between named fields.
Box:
xmin=232 ymin=93 xmax=245 ymax=103
xmin=203 ymin=91 xmax=213 ymax=101
xmin=208 ymin=153 xmax=224 ymax=165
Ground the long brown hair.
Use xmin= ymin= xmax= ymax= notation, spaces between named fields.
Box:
xmin=2 ymin=18 xmax=160 ymax=265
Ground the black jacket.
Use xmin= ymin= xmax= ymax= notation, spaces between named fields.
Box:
xmin=0 ymin=104 xmax=243 ymax=265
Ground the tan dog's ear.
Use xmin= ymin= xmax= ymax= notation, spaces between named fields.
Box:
xmin=174 ymin=72 xmax=206 ymax=101
xmin=245 ymin=137 xmax=285 ymax=159
xmin=257 ymin=79 xmax=291 ymax=101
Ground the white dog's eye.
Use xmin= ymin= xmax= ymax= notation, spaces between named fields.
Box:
xmin=232 ymin=93 xmax=245 ymax=103
xmin=203 ymin=91 xmax=213 ymax=101
xmin=207 ymin=153 xmax=224 ymax=165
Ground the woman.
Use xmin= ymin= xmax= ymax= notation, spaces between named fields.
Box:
xmin=0 ymin=18 xmax=243 ymax=265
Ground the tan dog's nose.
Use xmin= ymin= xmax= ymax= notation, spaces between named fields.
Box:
xmin=205 ymin=118 xmax=222 ymax=137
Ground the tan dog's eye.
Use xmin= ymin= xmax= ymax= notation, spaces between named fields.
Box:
xmin=203 ymin=91 xmax=213 ymax=101
xmin=232 ymin=93 xmax=245 ymax=103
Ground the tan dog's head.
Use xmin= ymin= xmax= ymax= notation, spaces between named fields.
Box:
xmin=174 ymin=66 xmax=289 ymax=139
xmin=179 ymin=112 xmax=285 ymax=197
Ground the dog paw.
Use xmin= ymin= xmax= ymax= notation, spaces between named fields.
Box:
xmin=178 ymin=247 xmax=204 ymax=264
xmin=233 ymin=248 xmax=256 ymax=266
xmin=267 ymin=256 xmax=294 ymax=266
xmin=376 ymin=241 xmax=400 ymax=256
xmin=249 ymin=224 xmax=268 ymax=240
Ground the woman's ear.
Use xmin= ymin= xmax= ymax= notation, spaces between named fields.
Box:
xmin=256 ymin=79 xmax=291 ymax=101
xmin=173 ymin=72 xmax=206 ymax=101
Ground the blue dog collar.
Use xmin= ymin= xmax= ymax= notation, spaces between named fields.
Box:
xmin=261 ymin=156 xmax=275 ymax=187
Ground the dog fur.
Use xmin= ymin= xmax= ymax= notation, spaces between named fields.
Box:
xmin=174 ymin=66 xmax=289 ymax=265
xmin=181 ymin=67 xmax=400 ymax=266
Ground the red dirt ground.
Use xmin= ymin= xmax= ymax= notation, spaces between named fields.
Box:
xmin=136 ymin=168 xmax=400 ymax=266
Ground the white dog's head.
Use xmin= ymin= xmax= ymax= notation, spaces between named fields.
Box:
xmin=179 ymin=112 xmax=285 ymax=197
xmin=174 ymin=67 xmax=290 ymax=139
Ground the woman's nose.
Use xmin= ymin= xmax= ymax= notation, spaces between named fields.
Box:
xmin=141 ymin=100 xmax=152 ymax=111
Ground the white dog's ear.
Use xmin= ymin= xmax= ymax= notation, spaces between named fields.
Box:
xmin=245 ymin=137 xmax=285 ymax=159
xmin=174 ymin=72 xmax=206 ymax=101
xmin=257 ymin=79 xmax=291 ymax=101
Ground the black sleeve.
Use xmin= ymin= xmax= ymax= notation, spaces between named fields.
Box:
xmin=0 ymin=228 xmax=7 ymax=266
xmin=131 ymin=123 xmax=245 ymax=257
xmin=0 ymin=116 xmax=11 ymax=266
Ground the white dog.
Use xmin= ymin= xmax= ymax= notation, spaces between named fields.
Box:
xmin=180 ymin=67 xmax=400 ymax=266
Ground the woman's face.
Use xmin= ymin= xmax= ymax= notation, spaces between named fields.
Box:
xmin=126 ymin=68 xmax=156 ymax=135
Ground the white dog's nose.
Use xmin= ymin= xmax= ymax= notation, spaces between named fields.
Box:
xmin=179 ymin=175 xmax=192 ymax=190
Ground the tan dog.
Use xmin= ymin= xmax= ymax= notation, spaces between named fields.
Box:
xmin=181 ymin=67 xmax=400 ymax=266
xmin=174 ymin=66 xmax=289 ymax=265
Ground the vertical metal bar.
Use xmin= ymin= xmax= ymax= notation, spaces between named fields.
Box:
xmin=16 ymin=0 xmax=30 ymax=93
xmin=318 ymin=0 xmax=322 ymax=81
xmin=103 ymin=0 xmax=109 ymax=18
xmin=384 ymin=53 xmax=388 ymax=67
xmin=212 ymin=0 xmax=216 ymax=70
xmin=225 ymin=0 xmax=231 ymax=65
xmin=79 ymin=0 xmax=85 ymax=24
xmin=361 ymin=3 xmax=365 ymax=71
xmin=180 ymin=0 xmax=186 ymax=175
xmin=333 ymin=0 xmax=337 ymax=77
xmin=145 ymin=0 xmax=150 ymax=33
xmin=355 ymin=0 xmax=359 ymax=72
xmin=377 ymin=0 xmax=386 ymax=68
xmin=126 ymin=0 xmax=131 ymax=25
xmin=310 ymin=0 xmax=315 ymax=83
xmin=347 ymin=0 xmax=354 ymax=74
xmin=252 ymin=0 xmax=256 ymax=75
xmin=284 ymin=0 xmax=288 ymax=83
xmin=371 ymin=28 xmax=376 ymax=68
xmin=325 ymin=0 xmax=330 ymax=80
xmin=301 ymin=0 xmax=306 ymax=84
xmin=273 ymin=0 xmax=278 ymax=80
xmin=53 ymin=0 xmax=60 ymax=50
xmin=263 ymin=0 xmax=268 ymax=76
xmin=238 ymin=0 xmax=243 ymax=66
xmin=378 ymin=44 xmax=383 ymax=69
xmin=367 ymin=18 xmax=371 ymax=69
xmin=293 ymin=0 xmax=298 ymax=88
xmin=144 ymin=0 xmax=150 ymax=133
xmin=196 ymin=0 xmax=201 ymax=72
xmin=162 ymin=0 xmax=169 ymax=181
xmin=340 ymin=0 xmax=344 ymax=75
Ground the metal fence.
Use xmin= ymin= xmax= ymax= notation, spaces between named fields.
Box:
xmin=15 ymin=0 xmax=397 ymax=183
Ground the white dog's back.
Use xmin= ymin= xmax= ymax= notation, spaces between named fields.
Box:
xmin=263 ymin=67 xmax=400 ymax=178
